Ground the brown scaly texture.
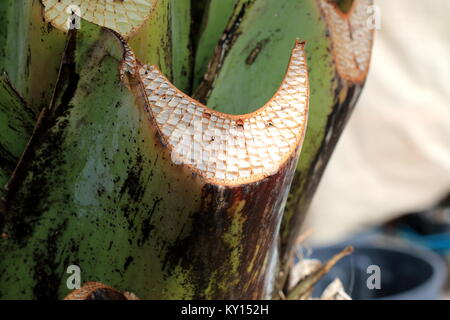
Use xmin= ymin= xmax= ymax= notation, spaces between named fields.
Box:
xmin=138 ymin=41 xmax=308 ymax=185
xmin=42 ymin=0 xmax=156 ymax=37
xmin=319 ymin=0 xmax=374 ymax=82
xmin=64 ymin=282 xmax=139 ymax=300
xmin=117 ymin=32 xmax=309 ymax=186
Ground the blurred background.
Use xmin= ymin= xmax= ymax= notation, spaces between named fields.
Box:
xmin=301 ymin=0 xmax=450 ymax=299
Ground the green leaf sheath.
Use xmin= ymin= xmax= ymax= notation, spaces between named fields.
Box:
xmin=129 ymin=0 xmax=192 ymax=93
xmin=0 ymin=1 xmax=65 ymax=197
xmin=0 ymin=0 xmax=66 ymax=113
xmin=170 ymin=0 xmax=192 ymax=92
xmin=192 ymin=0 xmax=240 ymax=91
xmin=0 ymin=23 xmax=197 ymax=299
xmin=0 ymin=76 xmax=36 ymax=198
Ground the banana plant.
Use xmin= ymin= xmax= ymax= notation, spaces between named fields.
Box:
xmin=0 ymin=0 xmax=374 ymax=299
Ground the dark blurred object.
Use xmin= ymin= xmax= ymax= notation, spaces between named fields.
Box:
xmin=383 ymin=193 xmax=450 ymax=253
xmin=307 ymin=236 xmax=447 ymax=300
xmin=300 ymin=194 xmax=450 ymax=299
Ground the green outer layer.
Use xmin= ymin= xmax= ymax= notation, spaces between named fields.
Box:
xmin=0 ymin=0 xmax=198 ymax=300
xmin=192 ymin=0 xmax=239 ymax=90
xmin=129 ymin=0 xmax=192 ymax=93
xmin=0 ymin=0 xmax=192 ymax=199
xmin=0 ymin=76 xmax=35 ymax=197
xmin=0 ymin=0 xmax=66 ymax=113
xmin=0 ymin=23 xmax=201 ymax=299
xmin=170 ymin=0 xmax=192 ymax=92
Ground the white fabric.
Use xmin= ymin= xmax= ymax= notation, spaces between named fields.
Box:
xmin=305 ymin=0 xmax=450 ymax=244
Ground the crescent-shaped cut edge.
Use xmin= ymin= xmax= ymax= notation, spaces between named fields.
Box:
xmin=120 ymin=38 xmax=310 ymax=186
xmin=41 ymin=0 xmax=157 ymax=38
xmin=319 ymin=0 xmax=374 ymax=83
